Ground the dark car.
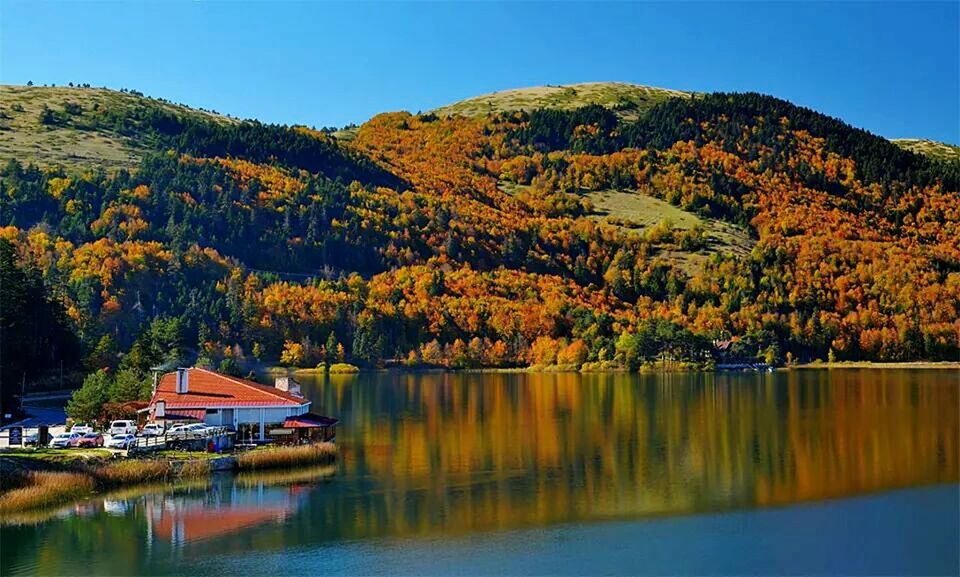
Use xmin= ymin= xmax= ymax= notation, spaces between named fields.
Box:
xmin=77 ymin=432 xmax=104 ymax=448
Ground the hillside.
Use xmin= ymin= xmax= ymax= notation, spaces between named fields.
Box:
xmin=892 ymin=138 xmax=960 ymax=162
xmin=0 ymin=85 xmax=237 ymax=170
xmin=500 ymin=182 xmax=756 ymax=277
xmin=1 ymin=82 xmax=959 ymax=401
xmin=432 ymin=82 xmax=692 ymax=119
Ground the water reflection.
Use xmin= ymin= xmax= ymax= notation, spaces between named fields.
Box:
xmin=1 ymin=370 xmax=957 ymax=575
xmin=294 ymin=370 xmax=958 ymax=538
xmin=145 ymin=478 xmax=304 ymax=546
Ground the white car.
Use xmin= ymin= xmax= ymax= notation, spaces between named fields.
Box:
xmin=108 ymin=420 xmax=137 ymax=436
xmin=70 ymin=423 xmax=94 ymax=435
xmin=50 ymin=432 xmax=81 ymax=448
xmin=166 ymin=423 xmax=209 ymax=437
xmin=140 ymin=423 xmax=164 ymax=437
xmin=106 ymin=434 xmax=137 ymax=450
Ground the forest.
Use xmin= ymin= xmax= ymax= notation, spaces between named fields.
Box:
xmin=1 ymin=86 xmax=958 ymax=415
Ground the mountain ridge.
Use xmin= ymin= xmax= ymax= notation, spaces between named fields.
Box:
xmin=4 ymin=83 xmax=955 ymax=167
xmin=1 ymin=80 xmax=958 ymax=408
xmin=431 ymin=81 xmax=693 ymax=120
xmin=0 ymin=85 xmax=237 ymax=170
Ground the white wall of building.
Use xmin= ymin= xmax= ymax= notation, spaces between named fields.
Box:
xmin=202 ymin=405 xmax=310 ymax=439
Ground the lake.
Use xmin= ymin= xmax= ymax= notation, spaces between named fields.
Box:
xmin=2 ymin=369 xmax=958 ymax=575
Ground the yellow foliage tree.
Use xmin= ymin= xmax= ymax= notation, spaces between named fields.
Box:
xmin=280 ymin=341 xmax=305 ymax=367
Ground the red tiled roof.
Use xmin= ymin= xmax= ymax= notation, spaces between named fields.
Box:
xmin=284 ymin=413 xmax=339 ymax=428
xmin=164 ymin=409 xmax=206 ymax=421
xmin=150 ymin=368 xmax=309 ymax=409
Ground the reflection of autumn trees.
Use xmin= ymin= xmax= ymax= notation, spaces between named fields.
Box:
xmin=756 ymin=370 xmax=959 ymax=505
xmin=299 ymin=371 xmax=958 ymax=537
xmin=3 ymin=373 xmax=955 ymax=564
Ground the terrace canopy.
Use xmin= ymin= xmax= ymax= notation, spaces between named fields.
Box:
xmin=275 ymin=413 xmax=339 ymax=444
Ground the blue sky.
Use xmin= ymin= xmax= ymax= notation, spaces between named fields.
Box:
xmin=2 ymin=2 xmax=957 ymax=144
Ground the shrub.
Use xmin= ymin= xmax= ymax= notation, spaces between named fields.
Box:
xmin=327 ymin=362 xmax=359 ymax=374
xmin=677 ymin=225 xmax=707 ymax=251
xmin=644 ymin=218 xmax=675 ymax=244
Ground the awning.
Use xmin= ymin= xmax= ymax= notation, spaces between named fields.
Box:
xmin=283 ymin=413 xmax=339 ymax=428
xmin=163 ymin=409 xmax=206 ymax=421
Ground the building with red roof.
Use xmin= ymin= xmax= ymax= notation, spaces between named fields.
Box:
xmin=148 ymin=368 xmax=313 ymax=441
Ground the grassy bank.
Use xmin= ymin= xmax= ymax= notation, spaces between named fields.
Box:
xmin=3 ymin=466 xmax=336 ymax=526
xmin=0 ymin=443 xmax=336 ymax=514
xmin=236 ymin=443 xmax=337 ymax=471
xmin=2 ymin=448 xmax=113 ymax=463
xmin=91 ymin=459 xmax=208 ymax=488
xmin=453 ymin=361 xmax=710 ymax=373
xmin=327 ymin=363 xmax=360 ymax=374
xmin=0 ymin=471 xmax=95 ymax=514
xmin=289 ymin=363 xmax=360 ymax=374
xmin=0 ymin=455 xmax=212 ymax=514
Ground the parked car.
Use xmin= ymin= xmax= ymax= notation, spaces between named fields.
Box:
xmin=50 ymin=432 xmax=81 ymax=448
xmin=70 ymin=423 xmax=94 ymax=435
xmin=108 ymin=420 xmax=137 ymax=436
xmin=77 ymin=432 xmax=104 ymax=448
xmin=106 ymin=434 xmax=137 ymax=450
xmin=24 ymin=430 xmax=39 ymax=446
xmin=166 ymin=423 xmax=209 ymax=437
xmin=140 ymin=423 xmax=164 ymax=437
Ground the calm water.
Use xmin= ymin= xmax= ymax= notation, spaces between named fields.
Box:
xmin=2 ymin=369 xmax=958 ymax=576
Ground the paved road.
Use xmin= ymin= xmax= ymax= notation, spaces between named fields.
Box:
xmin=0 ymin=403 xmax=68 ymax=447
xmin=9 ymin=404 xmax=67 ymax=428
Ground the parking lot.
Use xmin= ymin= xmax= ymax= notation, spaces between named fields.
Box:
xmin=0 ymin=399 xmax=134 ymax=451
xmin=0 ymin=426 xmax=132 ymax=452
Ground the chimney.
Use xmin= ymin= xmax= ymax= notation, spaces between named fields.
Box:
xmin=274 ymin=376 xmax=302 ymax=397
xmin=175 ymin=368 xmax=189 ymax=394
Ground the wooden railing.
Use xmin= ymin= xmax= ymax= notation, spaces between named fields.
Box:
xmin=132 ymin=426 xmax=233 ymax=453
xmin=132 ymin=435 xmax=166 ymax=452
xmin=165 ymin=426 xmax=230 ymax=440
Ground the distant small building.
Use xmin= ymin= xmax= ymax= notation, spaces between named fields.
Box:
xmin=148 ymin=368 xmax=313 ymax=441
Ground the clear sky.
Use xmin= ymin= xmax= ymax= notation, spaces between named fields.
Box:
xmin=2 ymin=2 xmax=957 ymax=144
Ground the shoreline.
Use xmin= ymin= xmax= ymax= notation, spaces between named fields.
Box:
xmin=793 ymin=361 xmax=960 ymax=370
xmin=274 ymin=361 xmax=959 ymax=375
xmin=0 ymin=443 xmax=337 ymax=515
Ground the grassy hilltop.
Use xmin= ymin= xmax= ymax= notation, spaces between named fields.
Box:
xmin=433 ymin=81 xmax=692 ymax=120
xmin=891 ymin=138 xmax=960 ymax=162
xmin=0 ymin=85 xmax=236 ymax=170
